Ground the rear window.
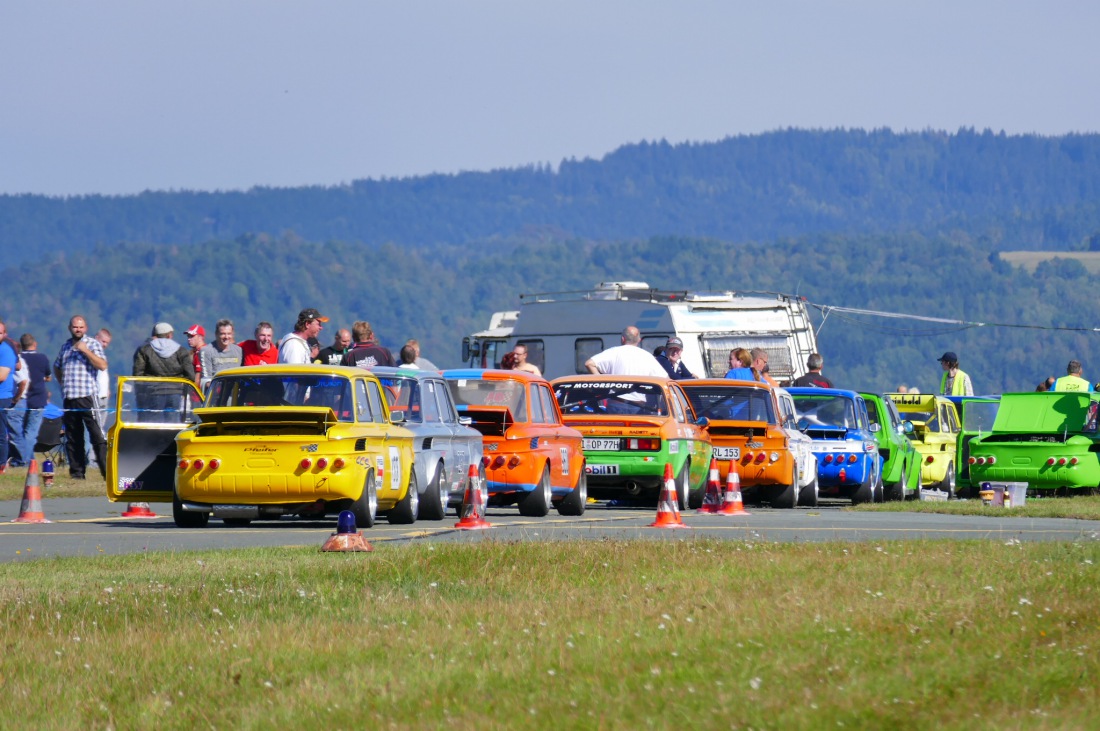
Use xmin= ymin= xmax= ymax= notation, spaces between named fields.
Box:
xmin=447 ymin=378 xmax=529 ymax=422
xmin=206 ymin=374 xmax=354 ymax=421
xmin=683 ymin=386 xmax=775 ymax=423
xmin=791 ymin=394 xmax=856 ymax=429
xmin=554 ymin=381 xmax=668 ymax=417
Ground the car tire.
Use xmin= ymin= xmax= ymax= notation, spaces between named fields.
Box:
xmin=939 ymin=462 xmax=956 ymax=500
xmin=389 ymin=467 xmax=419 ymax=524
xmin=351 ymin=471 xmax=378 ymax=529
xmin=173 ymin=493 xmax=209 ymax=528
xmin=851 ymin=470 xmax=874 ymax=505
xmin=771 ymin=465 xmax=798 ymax=509
xmin=518 ymin=465 xmax=552 ymax=517
xmin=222 ymin=518 xmax=252 ymax=527
xmin=420 ymin=463 xmax=447 ymax=521
xmin=798 ymin=469 xmax=819 ymax=508
xmin=557 ymin=467 xmax=587 ymax=516
xmin=674 ymin=460 xmax=691 ymax=511
xmin=885 ymin=461 xmax=906 ymax=501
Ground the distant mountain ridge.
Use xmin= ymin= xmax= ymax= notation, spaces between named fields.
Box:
xmin=3 ymin=127 xmax=1100 ymax=267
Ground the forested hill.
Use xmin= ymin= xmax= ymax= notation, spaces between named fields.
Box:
xmin=5 ymin=232 xmax=1097 ymax=395
xmin=5 ymin=128 xmax=1100 ymax=267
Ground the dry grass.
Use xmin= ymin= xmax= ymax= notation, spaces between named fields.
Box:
xmin=1000 ymin=250 xmax=1100 ymax=274
xmin=0 ymin=539 xmax=1097 ymax=729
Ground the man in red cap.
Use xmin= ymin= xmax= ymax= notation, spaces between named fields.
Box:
xmin=279 ymin=308 xmax=328 ymax=364
xmin=184 ymin=324 xmax=206 ymax=388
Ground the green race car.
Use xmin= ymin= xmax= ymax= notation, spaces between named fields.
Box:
xmin=861 ymin=392 xmax=922 ymax=501
xmin=968 ymin=391 xmax=1100 ymax=494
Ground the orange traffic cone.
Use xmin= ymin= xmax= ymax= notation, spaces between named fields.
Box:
xmin=321 ymin=510 xmax=374 ymax=552
xmin=12 ymin=460 xmax=51 ymax=524
xmin=649 ymin=463 xmax=689 ymax=529
xmin=717 ymin=467 xmax=750 ymax=516
xmin=697 ymin=458 xmax=723 ymax=514
xmin=122 ymin=502 xmax=159 ymax=519
xmin=454 ymin=464 xmax=491 ymax=530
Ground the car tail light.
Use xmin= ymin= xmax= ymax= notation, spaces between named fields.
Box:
xmin=1070 ymin=457 xmax=1080 ymax=466
xmin=1058 ymin=457 xmax=1068 ymax=466
xmin=926 ymin=455 xmax=934 ymax=464
xmin=625 ymin=438 xmax=660 ymax=450
xmin=987 ymin=456 xmax=996 ymax=465
xmin=823 ymin=454 xmax=834 ymax=464
xmin=208 ymin=458 xmax=221 ymax=471
xmin=1046 ymin=457 xmax=1056 ymax=466
xmin=316 ymin=457 xmax=329 ymax=469
xmin=838 ymin=468 xmax=846 ymax=482
xmin=482 ymin=456 xmax=491 ymax=466
xmin=969 ymin=456 xmax=978 ymax=465
xmin=333 ymin=457 xmax=346 ymax=470
xmin=491 ymin=456 xmax=505 ymax=469
xmin=769 ymin=452 xmax=779 ymax=462
xmin=192 ymin=459 xmax=204 ymax=470
xmin=754 ymin=452 xmax=766 ymax=464
xmin=300 ymin=457 xmax=312 ymax=470
xmin=178 ymin=459 xmax=189 ymax=471
xmin=741 ymin=452 xmax=753 ymax=464
xmin=848 ymin=454 xmax=857 ymax=464
xmin=508 ymin=455 xmax=521 ymax=468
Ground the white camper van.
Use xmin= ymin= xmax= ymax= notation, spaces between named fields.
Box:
xmin=462 ymin=282 xmax=819 ymax=383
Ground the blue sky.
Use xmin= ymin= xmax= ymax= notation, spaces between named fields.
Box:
xmin=2 ymin=1 xmax=1097 ymax=196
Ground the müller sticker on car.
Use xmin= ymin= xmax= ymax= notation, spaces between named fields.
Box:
xmin=389 ymin=446 xmax=401 ymax=491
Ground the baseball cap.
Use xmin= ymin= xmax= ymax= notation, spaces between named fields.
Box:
xmin=153 ymin=322 xmax=174 ymax=336
xmin=299 ymin=308 xmax=329 ymax=323
xmin=938 ymin=351 xmax=957 ymax=363
xmin=185 ymin=324 xmax=206 ymax=337
xmin=665 ymin=337 xmax=684 ymax=350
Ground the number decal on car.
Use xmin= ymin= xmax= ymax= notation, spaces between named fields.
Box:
xmin=389 ymin=447 xmax=401 ymax=492
xmin=560 ymin=447 xmax=569 ymax=475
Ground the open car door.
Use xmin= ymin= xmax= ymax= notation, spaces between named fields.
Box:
xmin=106 ymin=377 xmax=204 ymax=503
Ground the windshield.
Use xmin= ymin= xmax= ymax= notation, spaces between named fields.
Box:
xmin=447 ymin=378 xmax=529 ymax=422
xmin=377 ymin=376 xmax=423 ymax=423
xmin=206 ymin=374 xmax=355 ymax=422
xmin=554 ymin=381 xmax=668 ymax=417
xmin=682 ymin=386 xmax=774 ymax=423
xmin=792 ymin=394 xmax=858 ymax=429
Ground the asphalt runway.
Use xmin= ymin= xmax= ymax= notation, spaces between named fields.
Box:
xmin=1 ymin=497 xmax=1098 ymax=561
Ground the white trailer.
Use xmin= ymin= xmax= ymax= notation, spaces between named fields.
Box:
xmin=462 ymin=282 xmax=819 ymax=383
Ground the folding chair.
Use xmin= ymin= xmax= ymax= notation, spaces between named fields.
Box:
xmin=33 ymin=415 xmax=67 ymax=467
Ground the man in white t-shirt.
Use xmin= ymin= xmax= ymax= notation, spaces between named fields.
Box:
xmin=278 ymin=308 xmax=328 ymax=365
xmin=584 ymin=326 xmax=667 ymax=378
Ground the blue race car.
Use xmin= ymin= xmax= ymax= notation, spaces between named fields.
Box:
xmin=787 ymin=388 xmax=882 ymax=504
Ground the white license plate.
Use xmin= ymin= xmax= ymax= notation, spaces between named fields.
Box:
xmin=713 ymin=446 xmax=740 ymax=460
xmin=587 ymin=464 xmax=620 ymax=475
xmin=584 ymin=438 xmax=621 ymax=451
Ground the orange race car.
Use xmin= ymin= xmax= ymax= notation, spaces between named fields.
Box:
xmin=442 ymin=369 xmax=587 ymax=516
xmin=680 ymin=379 xmax=801 ymax=508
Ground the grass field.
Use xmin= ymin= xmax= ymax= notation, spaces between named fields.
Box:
xmin=0 ymin=539 xmax=1097 ymax=729
xmin=1000 ymin=250 xmax=1100 ymax=274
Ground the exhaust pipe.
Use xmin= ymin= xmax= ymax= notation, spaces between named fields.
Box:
xmin=625 ymin=481 xmax=642 ymax=496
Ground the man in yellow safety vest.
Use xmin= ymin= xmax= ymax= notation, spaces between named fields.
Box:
xmin=1054 ymin=360 xmax=1093 ymax=392
xmin=938 ymin=351 xmax=974 ymax=396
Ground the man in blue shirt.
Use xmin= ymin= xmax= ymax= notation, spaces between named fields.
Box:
xmin=0 ymin=320 xmax=17 ymax=473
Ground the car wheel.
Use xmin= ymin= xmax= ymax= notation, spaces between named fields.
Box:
xmin=173 ymin=493 xmax=209 ymax=528
xmin=873 ymin=473 xmax=885 ymax=503
xmin=420 ymin=463 xmax=447 ymax=521
xmin=939 ymin=462 xmax=956 ymax=500
xmin=798 ymin=468 xmax=819 ymax=508
xmin=771 ymin=465 xmax=798 ymax=509
xmin=351 ymin=471 xmax=378 ymax=529
xmin=389 ymin=467 xmax=420 ymax=524
xmin=557 ymin=466 xmax=587 ymax=516
xmin=851 ymin=471 xmax=874 ymax=505
xmin=519 ymin=465 xmax=552 ymax=517
xmin=885 ymin=461 xmax=906 ymax=501
xmin=222 ymin=518 xmax=252 ymax=527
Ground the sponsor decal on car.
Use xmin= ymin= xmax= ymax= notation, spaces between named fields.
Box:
xmin=586 ymin=464 xmax=620 ymax=475
xmin=669 ymin=440 xmax=679 ymax=454
xmin=560 ymin=447 xmax=569 ymax=475
xmin=389 ymin=447 xmax=401 ymax=491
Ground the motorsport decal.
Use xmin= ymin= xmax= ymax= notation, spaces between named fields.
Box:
xmin=376 ymin=455 xmax=385 ymax=483
xmin=559 ymin=447 xmax=569 ymax=475
xmin=118 ymin=477 xmax=144 ymax=491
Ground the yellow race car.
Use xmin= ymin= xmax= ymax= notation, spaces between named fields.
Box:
xmin=107 ymin=365 xmax=417 ymax=528
xmin=887 ymin=393 xmax=961 ymax=497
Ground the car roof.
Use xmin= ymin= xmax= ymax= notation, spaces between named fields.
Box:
xmin=369 ymin=366 xmax=445 ymax=382
xmin=786 ymin=386 xmax=861 ymax=399
xmin=443 ymin=368 xmax=548 ymax=383
xmin=215 ymin=364 xmax=374 ymax=379
xmin=551 ymin=375 xmax=672 ymax=387
xmin=681 ymin=378 xmax=772 ymax=391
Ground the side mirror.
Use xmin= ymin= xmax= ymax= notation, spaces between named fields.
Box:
xmin=797 ymin=417 xmax=810 ymax=431
xmin=869 ymin=423 xmax=881 ymax=433
xmin=696 ymin=416 xmax=710 ymax=429
xmin=458 ymin=416 xmax=473 ymax=427
xmin=461 ymin=337 xmax=474 ymax=363
xmin=902 ymin=420 xmax=914 ymax=434
xmin=390 ymin=410 xmax=406 ymax=424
